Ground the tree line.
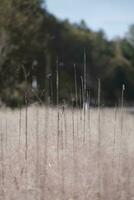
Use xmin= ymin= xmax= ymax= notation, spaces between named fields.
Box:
xmin=0 ymin=0 xmax=134 ymax=107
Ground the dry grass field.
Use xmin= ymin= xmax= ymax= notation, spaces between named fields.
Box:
xmin=0 ymin=105 xmax=134 ymax=200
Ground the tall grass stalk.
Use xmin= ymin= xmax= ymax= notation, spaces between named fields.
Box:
xmin=112 ymin=105 xmax=118 ymax=169
xmin=21 ymin=65 xmax=29 ymax=161
xmin=112 ymin=105 xmax=118 ymax=198
xmin=80 ymin=76 xmax=85 ymax=143
xmin=61 ymin=109 xmax=65 ymax=199
xmin=24 ymin=92 xmax=28 ymax=200
xmin=74 ymin=64 xmax=78 ymax=137
xmin=56 ymin=57 xmax=60 ymax=164
xmin=72 ymin=101 xmax=75 ymax=159
xmin=5 ymin=107 xmax=8 ymax=152
xmin=63 ymin=103 xmax=67 ymax=149
xmin=19 ymin=106 xmax=22 ymax=147
xmin=87 ymin=91 xmax=91 ymax=150
xmin=72 ymin=100 xmax=75 ymax=194
xmin=113 ymin=105 xmax=117 ymax=158
xmin=79 ymin=87 xmax=82 ymax=123
xmin=83 ymin=51 xmax=87 ymax=143
xmin=35 ymin=105 xmax=39 ymax=200
xmin=117 ymin=84 xmax=125 ymax=199
xmin=97 ymin=78 xmax=102 ymax=200
xmin=83 ymin=50 xmax=87 ymax=106
xmin=74 ymin=64 xmax=78 ymax=107
xmin=40 ymin=106 xmax=49 ymax=200
xmin=25 ymin=94 xmax=28 ymax=161
xmin=81 ymin=76 xmax=84 ymax=110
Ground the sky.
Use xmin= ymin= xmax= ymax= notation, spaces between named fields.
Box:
xmin=46 ymin=0 xmax=134 ymax=39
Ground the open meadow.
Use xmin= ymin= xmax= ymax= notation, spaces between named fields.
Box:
xmin=0 ymin=0 xmax=134 ymax=200
xmin=0 ymin=105 xmax=134 ymax=200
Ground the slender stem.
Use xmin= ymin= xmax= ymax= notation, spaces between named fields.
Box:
xmin=117 ymin=84 xmax=125 ymax=198
xmin=25 ymin=93 xmax=28 ymax=161
xmin=35 ymin=105 xmax=39 ymax=200
xmin=97 ymin=78 xmax=101 ymax=200
xmin=19 ymin=106 xmax=22 ymax=147
xmin=74 ymin=64 xmax=78 ymax=107
xmin=56 ymin=57 xmax=60 ymax=164
xmin=83 ymin=50 xmax=87 ymax=105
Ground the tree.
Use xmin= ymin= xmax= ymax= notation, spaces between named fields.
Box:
xmin=127 ymin=24 xmax=134 ymax=47
xmin=0 ymin=0 xmax=49 ymax=105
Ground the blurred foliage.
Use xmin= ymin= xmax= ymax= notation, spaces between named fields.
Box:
xmin=0 ymin=0 xmax=134 ymax=106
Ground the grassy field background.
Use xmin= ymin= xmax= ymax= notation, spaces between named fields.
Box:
xmin=0 ymin=105 xmax=134 ymax=200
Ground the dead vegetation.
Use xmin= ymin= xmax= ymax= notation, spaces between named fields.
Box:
xmin=0 ymin=105 xmax=133 ymax=200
